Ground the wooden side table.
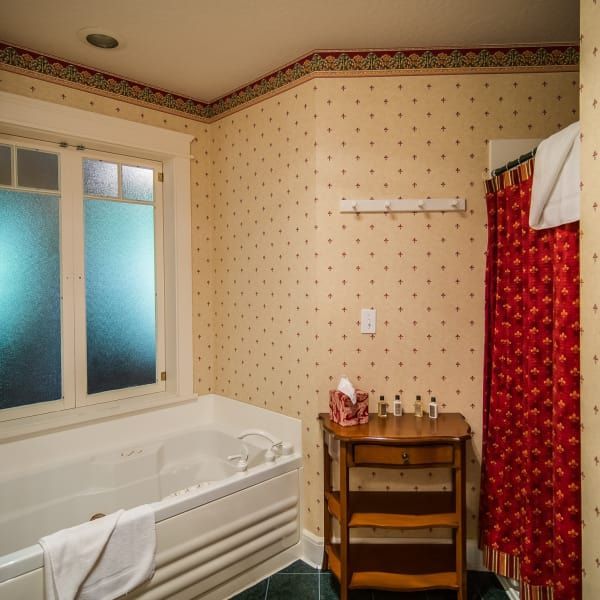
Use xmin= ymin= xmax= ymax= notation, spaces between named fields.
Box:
xmin=319 ymin=412 xmax=471 ymax=600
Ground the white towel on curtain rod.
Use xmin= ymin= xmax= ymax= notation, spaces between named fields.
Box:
xmin=529 ymin=120 xmax=580 ymax=230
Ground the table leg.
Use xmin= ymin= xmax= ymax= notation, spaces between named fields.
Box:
xmin=455 ymin=442 xmax=467 ymax=600
xmin=339 ymin=441 xmax=349 ymax=600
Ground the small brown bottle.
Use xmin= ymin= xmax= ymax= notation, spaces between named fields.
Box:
xmin=414 ymin=394 xmax=423 ymax=417
xmin=377 ymin=395 xmax=388 ymax=418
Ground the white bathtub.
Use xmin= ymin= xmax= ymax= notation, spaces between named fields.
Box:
xmin=0 ymin=395 xmax=303 ymax=599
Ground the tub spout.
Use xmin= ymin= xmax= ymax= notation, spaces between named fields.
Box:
xmin=237 ymin=429 xmax=293 ymax=458
xmin=238 ymin=429 xmax=280 ymax=445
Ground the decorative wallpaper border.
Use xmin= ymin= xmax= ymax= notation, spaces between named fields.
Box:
xmin=209 ymin=46 xmax=579 ymax=119
xmin=0 ymin=42 xmax=212 ymax=120
xmin=0 ymin=42 xmax=579 ymax=122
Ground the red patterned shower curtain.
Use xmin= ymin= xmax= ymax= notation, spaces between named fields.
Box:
xmin=479 ymin=162 xmax=581 ymax=600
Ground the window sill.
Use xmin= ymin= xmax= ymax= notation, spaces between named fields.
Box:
xmin=0 ymin=391 xmax=198 ymax=442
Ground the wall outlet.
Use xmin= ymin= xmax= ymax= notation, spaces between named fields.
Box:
xmin=360 ymin=308 xmax=376 ymax=334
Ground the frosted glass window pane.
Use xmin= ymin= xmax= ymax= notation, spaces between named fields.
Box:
xmin=0 ymin=189 xmax=61 ymax=409
xmin=83 ymin=159 xmax=118 ymax=198
xmin=122 ymin=165 xmax=153 ymax=202
xmin=0 ymin=145 xmax=11 ymax=186
xmin=85 ymin=198 xmax=156 ymax=394
xmin=16 ymin=148 xmax=59 ymax=191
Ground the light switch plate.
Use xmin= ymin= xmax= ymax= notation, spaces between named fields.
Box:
xmin=360 ymin=308 xmax=376 ymax=334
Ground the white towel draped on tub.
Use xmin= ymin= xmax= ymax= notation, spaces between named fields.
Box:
xmin=530 ymin=120 xmax=580 ymax=230
xmin=39 ymin=504 xmax=156 ymax=600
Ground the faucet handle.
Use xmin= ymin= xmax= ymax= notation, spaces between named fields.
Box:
xmin=227 ymin=453 xmax=245 ymax=461
xmin=226 ymin=453 xmax=248 ymax=471
xmin=227 ymin=443 xmax=249 ymax=471
xmin=270 ymin=441 xmax=293 ymax=456
xmin=278 ymin=441 xmax=293 ymax=456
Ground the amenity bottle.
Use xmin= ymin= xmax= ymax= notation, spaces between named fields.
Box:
xmin=393 ymin=394 xmax=403 ymax=416
xmin=429 ymin=396 xmax=438 ymax=419
xmin=414 ymin=395 xmax=423 ymax=417
xmin=378 ymin=395 xmax=388 ymax=418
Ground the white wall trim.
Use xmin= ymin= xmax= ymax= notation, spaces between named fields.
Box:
xmin=0 ymin=90 xmax=195 ymax=440
xmin=164 ymin=155 xmax=194 ymax=398
xmin=301 ymin=529 xmax=324 ymax=569
xmin=0 ymin=91 xmax=193 ymax=159
xmin=467 ymin=539 xmax=486 ymax=571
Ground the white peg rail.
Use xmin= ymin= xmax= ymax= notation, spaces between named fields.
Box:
xmin=340 ymin=198 xmax=466 ymax=213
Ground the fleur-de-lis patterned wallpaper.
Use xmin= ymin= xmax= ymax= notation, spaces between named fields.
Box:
xmin=0 ymin=60 xmax=581 ymax=551
xmin=209 ymin=72 xmax=579 ymax=539
xmin=580 ymin=1 xmax=600 ymax=596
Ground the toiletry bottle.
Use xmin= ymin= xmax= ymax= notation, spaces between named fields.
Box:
xmin=414 ymin=395 xmax=422 ymax=417
xmin=429 ymin=396 xmax=438 ymax=419
xmin=393 ymin=394 xmax=403 ymax=416
xmin=377 ymin=395 xmax=388 ymax=418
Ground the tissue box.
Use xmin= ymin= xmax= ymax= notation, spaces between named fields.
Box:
xmin=329 ymin=389 xmax=369 ymax=427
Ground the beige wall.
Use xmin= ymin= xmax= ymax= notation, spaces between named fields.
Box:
xmin=580 ymin=1 xmax=600 ymax=597
xmin=210 ymin=72 xmax=579 ymax=537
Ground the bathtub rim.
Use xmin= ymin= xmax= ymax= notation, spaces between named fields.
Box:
xmin=0 ymin=421 xmax=259 ymax=484
xmin=0 ymin=453 xmax=302 ymax=585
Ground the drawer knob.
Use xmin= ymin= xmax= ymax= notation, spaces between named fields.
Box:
xmin=402 ymin=451 xmax=409 ymax=463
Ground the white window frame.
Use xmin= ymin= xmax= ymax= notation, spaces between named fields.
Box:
xmin=75 ymin=149 xmax=166 ymax=406
xmin=0 ymin=91 xmax=194 ymax=440
xmin=0 ymin=137 xmax=75 ymax=419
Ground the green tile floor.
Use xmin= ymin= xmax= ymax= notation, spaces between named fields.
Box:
xmin=231 ymin=560 xmax=509 ymax=600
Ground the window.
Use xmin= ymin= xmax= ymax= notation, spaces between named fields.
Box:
xmin=0 ymin=137 xmax=165 ymax=418
xmin=83 ymin=158 xmax=161 ymax=396
xmin=0 ymin=90 xmax=194 ymax=439
xmin=0 ymin=143 xmax=62 ymax=410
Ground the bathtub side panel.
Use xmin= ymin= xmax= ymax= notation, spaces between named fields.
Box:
xmin=131 ymin=469 xmax=301 ymax=599
xmin=0 ymin=567 xmax=43 ymax=599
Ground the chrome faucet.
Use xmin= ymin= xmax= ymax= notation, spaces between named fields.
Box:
xmin=237 ymin=429 xmax=293 ymax=462
xmin=227 ymin=443 xmax=249 ymax=472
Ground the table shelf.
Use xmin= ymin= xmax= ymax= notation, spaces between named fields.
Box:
xmin=325 ymin=490 xmax=458 ymax=529
xmin=326 ymin=543 xmax=459 ymax=591
xmin=319 ymin=412 xmax=471 ymax=600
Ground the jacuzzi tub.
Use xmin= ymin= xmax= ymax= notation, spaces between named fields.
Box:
xmin=0 ymin=395 xmax=303 ymax=599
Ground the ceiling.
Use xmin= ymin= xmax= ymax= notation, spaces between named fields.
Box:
xmin=0 ymin=0 xmax=579 ymax=102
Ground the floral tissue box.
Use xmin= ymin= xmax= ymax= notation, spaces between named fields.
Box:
xmin=329 ymin=389 xmax=369 ymax=427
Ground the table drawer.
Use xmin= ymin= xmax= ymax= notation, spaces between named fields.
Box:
xmin=353 ymin=444 xmax=453 ymax=466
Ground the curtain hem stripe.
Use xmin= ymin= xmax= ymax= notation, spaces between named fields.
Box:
xmin=482 ymin=545 xmax=555 ymax=600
